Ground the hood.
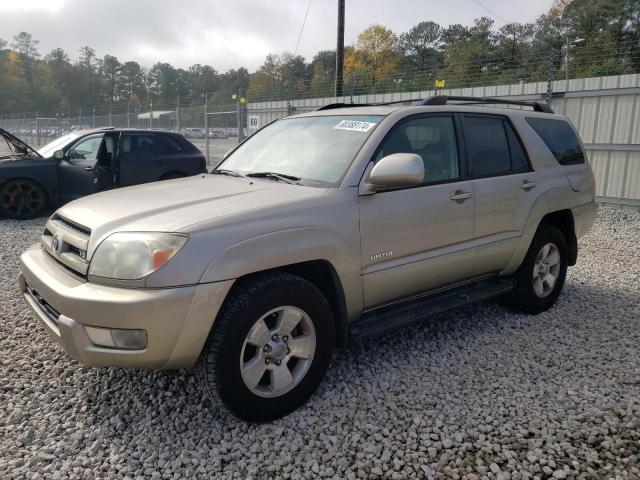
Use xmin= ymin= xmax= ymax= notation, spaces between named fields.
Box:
xmin=0 ymin=128 xmax=42 ymax=159
xmin=57 ymin=174 xmax=327 ymax=246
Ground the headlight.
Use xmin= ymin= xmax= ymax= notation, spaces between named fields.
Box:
xmin=88 ymin=232 xmax=188 ymax=280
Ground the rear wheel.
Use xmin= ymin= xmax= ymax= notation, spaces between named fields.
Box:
xmin=197 ymin=272 xmax=335 ymax=422
xmin=509 ymin=224 xmax=568 ymax=314
xmin=0 ymin=179 xmax=47 ymax=219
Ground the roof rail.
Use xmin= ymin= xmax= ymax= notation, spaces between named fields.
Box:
xmin=418 ymin=95 xmax=554 ymax=113
xmin=314 ymin=103 xmax=371 ymax=111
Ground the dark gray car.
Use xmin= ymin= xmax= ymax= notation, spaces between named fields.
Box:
xmin=0 ymin=127 xmax=207 ymax=219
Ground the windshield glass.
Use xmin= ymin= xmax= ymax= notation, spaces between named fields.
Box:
xmin=218 ymin=115 xmax=383 ymax=187
xmin=38 ymin=132 xmax=82 ymax=157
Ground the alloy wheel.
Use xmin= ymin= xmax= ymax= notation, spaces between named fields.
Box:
xmin=240 ymin=306 xmax=316 ymax=398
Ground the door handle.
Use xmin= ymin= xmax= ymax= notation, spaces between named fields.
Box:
xmin=450 ymin=191 xmax=473 ymax=201
xmin=84 ymin=166 xmax=93 ymax=172
xmin=520 ymin=180 xmax=536 ymax=191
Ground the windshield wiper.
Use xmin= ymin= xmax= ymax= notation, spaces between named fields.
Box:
xmin=211 ymin=168 xmax=243 ymax=177
xmin=246 ymin=171 xmax=301 ymax=185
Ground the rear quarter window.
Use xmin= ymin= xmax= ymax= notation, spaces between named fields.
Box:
xmin=526 ymin=117 xmax=585 ymax=165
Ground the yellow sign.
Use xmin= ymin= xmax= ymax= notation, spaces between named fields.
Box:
xmin=231 ymin=93 xmax=237 ymax=100
xmin=240 ymin=97 xmax=247 ymax=104
xmin=435 ymin=79 xmax=445 ymax=89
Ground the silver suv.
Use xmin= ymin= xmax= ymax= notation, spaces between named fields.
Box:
xmin=19 ymin=96 xmax=598 ymax=421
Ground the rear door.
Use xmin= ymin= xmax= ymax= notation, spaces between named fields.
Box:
xmin=359 ymin=114 xmax=476 ymax=308
xmin=461 ymin=114 xmax=536 ymax=274
xmin=117 ymin=133 xmax=164 ymax=187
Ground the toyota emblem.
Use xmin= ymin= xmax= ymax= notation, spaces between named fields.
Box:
xmin=52 ymin=235 xmax=61 ymax=252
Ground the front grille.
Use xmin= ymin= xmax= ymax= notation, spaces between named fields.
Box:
xmin=26 ymin=284 xmax=60 ymax=326
xmin=41 ymin=215 xmax=91 ymax=278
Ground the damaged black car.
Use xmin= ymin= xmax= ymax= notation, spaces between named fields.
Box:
xmin=0 ymin=127 xmax=207 ymax=219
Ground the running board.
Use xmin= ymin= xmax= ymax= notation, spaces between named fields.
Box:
xmin=350 ymin=278 xmax=514 ymax=342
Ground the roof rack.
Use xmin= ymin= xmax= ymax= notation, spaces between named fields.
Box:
xmin=418 ymin=95 xmax=554 ymax=113
xmin=314 ymin=96 xmax=554 ymax=114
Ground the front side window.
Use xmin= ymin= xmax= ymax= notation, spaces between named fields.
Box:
xmin=377 ymin=116 xmax=459 ymax=183
xmin=67 ymin=135 xmax=104 ymax=167
xmin=219 ymin=115 xmax=382 ymax=187
xmin=526 ymin=117 xmax=585 ymax=165
xmin=463 ymin=116 xmax=511 ymax=177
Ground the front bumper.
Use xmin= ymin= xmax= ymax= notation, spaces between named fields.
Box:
xmin=18 ymin=245 xmax=234 ymax=369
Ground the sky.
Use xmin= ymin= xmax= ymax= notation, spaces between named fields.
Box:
xmin=0 ymin=0 xmax=555 ymax=71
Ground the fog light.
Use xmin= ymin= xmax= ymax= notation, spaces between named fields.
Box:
xmin=85 ymin=326 xmax=147 ymax=350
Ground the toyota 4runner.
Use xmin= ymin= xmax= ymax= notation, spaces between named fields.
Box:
xmin=18 ymin=96 xmax=598 ymax=421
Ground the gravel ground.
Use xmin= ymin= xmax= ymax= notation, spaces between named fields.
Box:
xmin=1 ymin=208 xmax=639 ymax=480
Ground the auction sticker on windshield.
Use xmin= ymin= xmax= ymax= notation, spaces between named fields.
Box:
xmin=334 ymin=120 xmax=377 ymax=132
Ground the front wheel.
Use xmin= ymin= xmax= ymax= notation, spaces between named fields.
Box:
xmin=509 ymin=224 xmax=568 ymax=314
xmin=0 ymin=179 xmax=48 ymax=219
xmin=197 ymin=272 xmax=335 ymax=421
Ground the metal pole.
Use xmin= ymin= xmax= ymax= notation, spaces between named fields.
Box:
xmin=565 ymin=38 xmax=569 ymax=87
xmin=546 ymin=48 xmax=554 ymax=104
xmin=204 ymin=93 xmax=209 ymax=165
xmin=127 ymin=102 xmax=130 ymax=128
xmin=36 ymin=113 xmax=40 ymax=146
xmin=176 ymin=95 xmax=180 ymax=133
xmin=92 ymin=107 xmax=95 ymax=128
xmin=236 ymin=93 xmax=245 ymax=143
xmin=150 ymin=100 xmax=153 ymax=129
xmin=335 ymin=0 xmax=345 ymax=97
xmin=108 ymin=101 xmax=112 ymax=126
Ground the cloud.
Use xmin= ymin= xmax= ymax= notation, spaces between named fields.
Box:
xmin=0 ymin=0 xmax=553 ymax=71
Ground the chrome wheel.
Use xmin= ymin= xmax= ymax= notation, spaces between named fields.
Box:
xmin=240 ymin=306 xmax=316 ymax=398
xmin=532 ymin=242 xmax=561 ymax=298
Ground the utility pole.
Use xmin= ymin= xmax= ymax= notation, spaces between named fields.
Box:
xmin=335 ymin=0 xmax=345 ymax=97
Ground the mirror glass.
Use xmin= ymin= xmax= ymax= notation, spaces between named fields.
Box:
xmin=54 ymin=149 xmax=64 ymax=160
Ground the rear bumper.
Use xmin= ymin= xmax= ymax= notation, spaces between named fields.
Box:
xmin=572 ymin=202 xmax=599 ymax=239
xmin=19 ymin=245 xmax=234 ymax=369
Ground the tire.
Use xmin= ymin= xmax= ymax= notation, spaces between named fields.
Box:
xmin=197 ymin=272 xmax=335 ymax=422
xmin=509 ymin=224 xmax=568 ymax=314
xmin=0 ymin=179 xmax=48 ymax=219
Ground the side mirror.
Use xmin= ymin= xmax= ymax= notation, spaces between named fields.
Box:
xmin=54 ymin=150 xmax=65 ymax=160
xmin=364 ymin=153 xmax=424 ymax=193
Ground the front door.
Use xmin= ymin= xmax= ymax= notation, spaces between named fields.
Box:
xmin=359 ymin=114 xmax=476 ymax=308
xmin=57 ymin=134 xmax=104 ymax=203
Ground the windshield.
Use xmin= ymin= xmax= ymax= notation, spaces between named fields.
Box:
xmin=38 ymin=132 xmax=82 ymax=157
xmin=218 ymin=115 xmax=382 ymax=187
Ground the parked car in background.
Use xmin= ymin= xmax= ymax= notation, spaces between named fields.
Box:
xmin=182 ymin=128 xmax=205 ymax=139
xmin=209 ymin=129 xmax=228 ymax=139
xmin=0 ymin=127 xmax=207 ymax=219
xmin=18 ymin=96 xmax=597 ymax=421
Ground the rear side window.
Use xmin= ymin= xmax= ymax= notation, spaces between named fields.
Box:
xmin=505 ymin=123 xmax=529 ymax=173
xmin=526 ymin=117 xmax=585 ymax=165
xmin=463 ymin=116 xmax=511 ymax=177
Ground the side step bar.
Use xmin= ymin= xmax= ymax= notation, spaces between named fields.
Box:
xmin=350 ymin=278 xmax=514 ymax=342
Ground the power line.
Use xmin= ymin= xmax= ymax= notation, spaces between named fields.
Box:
xmin=470 ymin=0 xmax=511 ymax=24
xmin=294 ymin=0 xmax=312 ymax=56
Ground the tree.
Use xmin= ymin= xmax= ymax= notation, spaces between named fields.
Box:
xmin=310 ymin=50 xmax=336 ymax=95
xmin=355 ymin=24 xmax=399 ymax=84
xmin=11 ymin=32 xmax=39 ymax=58
xmin=399 ymin=21 xmax=441 ymax=68
xmin=0 ymin=38 xmax=6 ymax=49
